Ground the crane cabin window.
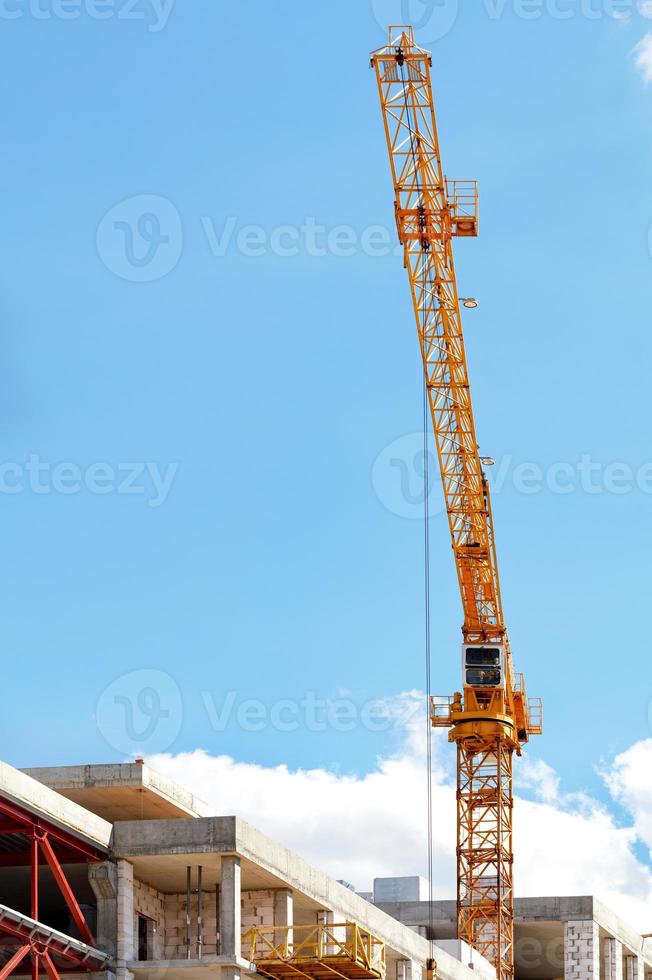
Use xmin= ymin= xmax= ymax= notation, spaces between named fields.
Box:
xmin=465 ymin=667 xmax=501 ymax=687
xmin=465 ymin=647 xmax=501 ymax=667
xmin=463 ymin=646 xmax=505 ymax=687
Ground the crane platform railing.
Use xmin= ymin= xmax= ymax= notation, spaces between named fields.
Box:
xmin=430 ymin=695 xmax=455 ymax=727
xmin=242 ymin=922 xmax=386 ymax=980
xmin=445 ymin=179 xmax=479 ymax=237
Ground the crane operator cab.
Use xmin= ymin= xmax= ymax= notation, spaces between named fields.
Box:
xmin=462 ymin=645 xmax=505 ymax=688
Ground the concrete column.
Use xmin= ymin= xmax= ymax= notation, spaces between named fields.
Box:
xmin=565 ymin=920 xmax=600 ymax=980
xmin=605 ymin=939 xmax=624 ymax=980
xmin=397 ymin=959 xmax=421 ymax=980
xmin=116 ymin=860 xmax=134 ymax=980
xmin=273 ymin=889 xmax=293 ymax=927
xmin=88 ymin=862 xmax=118 ymax=960
xmin=318 ymin=910 xmax=334 ymax=954
xmin=317 ymin=909 xmax=346 ymax=953
xmin=274 ymin=889 xmax=293 ymax=951
xmin=626 ymin=955 xmax=643 ymax=980
xmin=219 ymin=856 xmax=241 ymax=959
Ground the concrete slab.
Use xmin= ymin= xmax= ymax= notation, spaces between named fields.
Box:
xmin=23 ymin=764 xmax=213 ymax=822
xmin=128 ymin=954 xmax=254 ymax=980
xmin=0 ymin=760 xmax=111 ymax=850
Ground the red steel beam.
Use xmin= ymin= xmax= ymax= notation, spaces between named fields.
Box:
xmin=40 ymin=952 xmax=60 ymax=980
xmin=0 ymin=945 xmax=31 ymax=980
xmin=0 ymin=921 xmax=89 ymax=965
xmin=37 ymin=836 xmax=94 ymax=947
xmin=31 ymin=836 xmax=38 ymax=922
xmin=0 ymin=799 xmax=104 ymax=862
xmin=0 ymin=850 xmax=82 ymax=868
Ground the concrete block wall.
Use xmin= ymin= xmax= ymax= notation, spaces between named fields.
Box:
xmin=117 ymin=873 xmax=288 ymax=963
xmin=133 ymin=878 xmax=165 ymax=959
xmin=565 ymin=920 xmax=600 ymax=980
xmin=242 ymin=889 xmax=275 ymax=932
xmin=163 ymin=891 xmax=219 ymax=959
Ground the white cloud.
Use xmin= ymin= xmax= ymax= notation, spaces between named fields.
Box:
xmin=604 ymin=739 xmax=652 ymax=857
xmin=633 ymin=34 xmax=652 ymax=83
xmin=147 ymin=694 xmax=652 ymax=932
xmin=516 ymin=757 xmax=560 ymax=803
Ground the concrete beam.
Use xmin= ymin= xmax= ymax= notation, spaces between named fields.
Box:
xmin=24 ymin=763 xmax=213 ymax=821
xmin=0 ymin=760 xmax=111 ymax=850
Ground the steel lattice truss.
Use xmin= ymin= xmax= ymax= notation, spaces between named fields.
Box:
xmin=371 ymin=27 xmax=504 ymax=647
xmin=457 ymin=741 xmax=513 ymax=977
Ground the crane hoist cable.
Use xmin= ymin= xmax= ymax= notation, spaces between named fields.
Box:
xmin=423 ymin=377 xmax=435 ymax=963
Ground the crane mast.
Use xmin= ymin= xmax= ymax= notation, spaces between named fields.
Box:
xmin=370 ymin=27 xmax=542 ymax=980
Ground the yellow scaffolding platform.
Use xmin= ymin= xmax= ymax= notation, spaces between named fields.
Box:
xmin=242 ymin=922 xmax=386 ymax=980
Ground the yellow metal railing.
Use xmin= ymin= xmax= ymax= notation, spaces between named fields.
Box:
xmin=445 ymin=179 xmax=479 ymax=237
xmin=446 ymin=179 xmax=478 ymax=218
xmin=430 ymin=696 xmax=454 ymax=727
xmin=242 ymin=922 xmax=386 ymax=979
xmin=527 ymin=697 xmax=543 ymax=735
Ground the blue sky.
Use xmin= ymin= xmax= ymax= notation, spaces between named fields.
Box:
xmin=2 ymin=0 xmax=652 ymax=831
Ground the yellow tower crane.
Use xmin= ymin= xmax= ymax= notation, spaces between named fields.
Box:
xmin=370 ymin=26 xmax=542 ymax=980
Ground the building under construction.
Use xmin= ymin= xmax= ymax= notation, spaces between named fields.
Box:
xmin=0 ymin=761 xmax=649 ymax=980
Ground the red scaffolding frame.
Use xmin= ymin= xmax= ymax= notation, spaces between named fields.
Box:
xmin=0 ymin=794 xmax=109 ymax=980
